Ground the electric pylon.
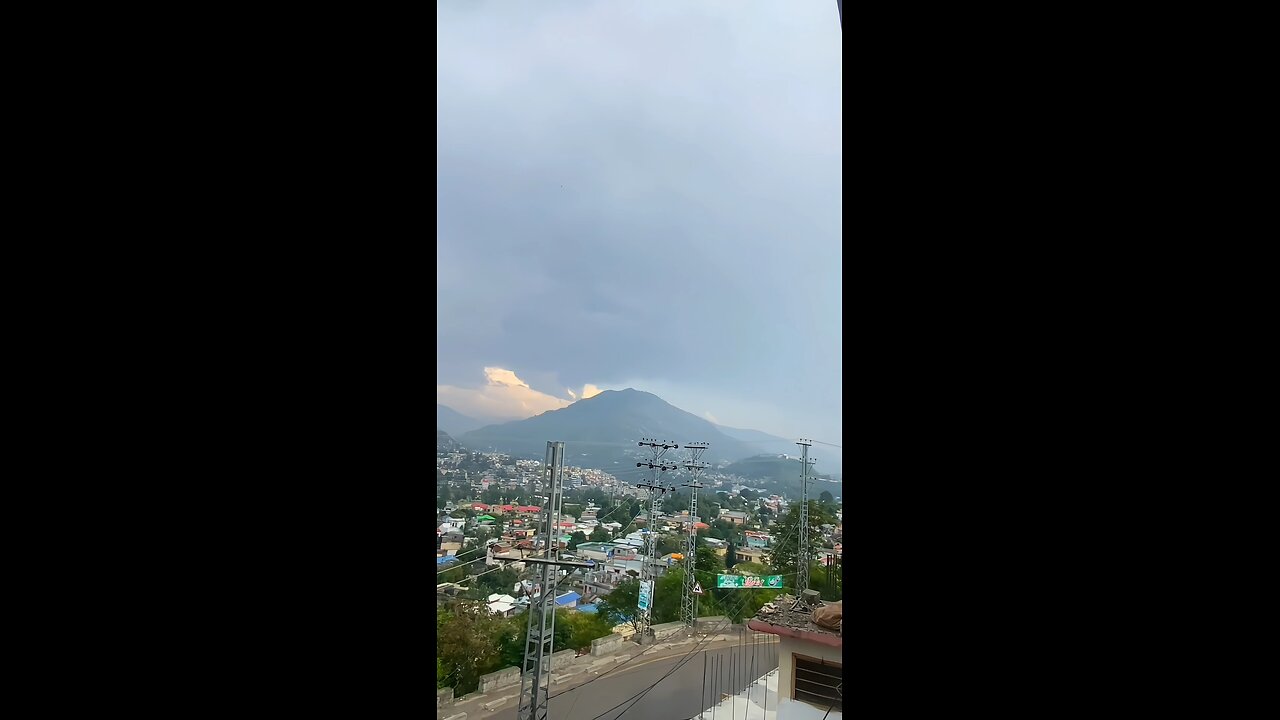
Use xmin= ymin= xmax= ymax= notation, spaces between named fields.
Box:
xmin=680 ymin=441 xmax=709 ymax=629
xmin=512 ymin=441 xmax=596 ymax=720
xmin=635 ymin=438 xmax=678 ymax=644
xmin=796 ymin=439 xmax=816 ymax=597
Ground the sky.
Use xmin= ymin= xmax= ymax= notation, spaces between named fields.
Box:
xmin=437 ymin=0 xmax=842 ymax=446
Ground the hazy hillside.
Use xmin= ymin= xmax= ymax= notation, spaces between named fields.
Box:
xmin=716 ymin=425 xmax=842 ymax=477
xmin=437 ymin=429 xmax=465 ymax=453
xmin=722 ymin=454 xmax=837 ymax=499
xmin=437 ymin=404 xmax=485 ymax=435
xmin=458 ymin=389 xmax=754 ymax=470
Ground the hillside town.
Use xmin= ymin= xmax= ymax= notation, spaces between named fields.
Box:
xmin=435 ymin=446 xmax=844 ymax=713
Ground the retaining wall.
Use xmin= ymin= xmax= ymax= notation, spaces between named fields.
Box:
xmin=549 ymin=649 xmax=577 ymax=670
xmin=696 ymin=615 xmax=728 ymax=632
xmin=478 ymin=666 xmax=521 ymax=694
xmin=591 ymin=633 xmax=625 ymax=656
xmin=437 ymin=687 xmax=455 ymax=708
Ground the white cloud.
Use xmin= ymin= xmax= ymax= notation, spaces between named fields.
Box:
xmin=438 ymin=369 xmax=613 ymax=421
xmin=438 ymin=367 xmax=572 ymax=421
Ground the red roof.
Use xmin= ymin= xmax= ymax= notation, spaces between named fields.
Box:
xmin=559 ymin=521 xmax=576 ymax=527
xmin=500 ymin=505 xmax=516 ymax=512
xmin=472 ymin=503 xmax=490 ymax=510
xmin=694 ymin=522 xmax=710 ymax=529
xmin=518 ymin=505 xmax=541 ymax=512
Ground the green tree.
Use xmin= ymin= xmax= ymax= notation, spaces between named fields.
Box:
xmin=437 ymin=603 xmax=506 ymax=695
xmin=819 ymin=490 xmax=834 ymax=504
xmin=739 ymin=488 xmax=758 ymax=502
xmin=597 ymin=579 xmax=641 ymax=635
xmin=765 ymin=501 xmax=837 ymax=577
xmin=663 ymin=491 xmax=689 ymax=513
xmin=725 ymin=542 xmax=738 ymax=569
xmin=589 ymin=526 xmax=610 ymax=543
xmin=569 ymin=531 xmax=587 ymax=551
xmin=475 ymin=567 xmax=518 ymax=597
xmin=656 ymin=534 xmax=682 ymax=557
xmin=560 ymin=608 xmax=613 ymax=650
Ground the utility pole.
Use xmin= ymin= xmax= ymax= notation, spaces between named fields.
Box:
xmin=796 ymin=439 xmax=816 ymax=596
xmin=680 ymin=442 xmax=709 ymax=630
xmin=509 ymin=441 xmax=596 ymax=720
xmin=635 ymin=438 xmax=678 ymax=645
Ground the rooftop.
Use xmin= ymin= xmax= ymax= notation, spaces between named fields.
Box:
xmin=746 ymin=594 xmax=842 ymax=648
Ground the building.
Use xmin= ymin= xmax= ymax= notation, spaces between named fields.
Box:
xmin=746 ymin=598 xmax=842 ymax=719
xmin=736 ymin=546 xmax=765 ymax=564
xmin=554 ymin=591 xmax=581 ymax=609
xmin=720 ymin=510 xmax=749 ymax=525
xmin=576 ymin=542 xmax=612 ymax=562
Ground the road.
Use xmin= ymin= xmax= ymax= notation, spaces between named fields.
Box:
xmin=484 ymin=635 xmax=781 ymax=720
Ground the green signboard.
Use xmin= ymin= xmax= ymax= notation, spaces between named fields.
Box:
xmin=716 ymin=574 xmax=784 ymax=589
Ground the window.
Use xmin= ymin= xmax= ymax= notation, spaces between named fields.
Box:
xmin=793 ymin=654 xmax=842 ymax=711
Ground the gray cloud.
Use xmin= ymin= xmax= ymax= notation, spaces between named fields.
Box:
xmin=437 ymin=0 xmax=842 ymax=443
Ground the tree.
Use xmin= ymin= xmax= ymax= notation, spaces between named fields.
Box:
xmin=663 ymin=491 xmax=689 ymax=513
xmin=765 ymin=501 xmax=837 ymax=577
xmin=560 ymin=607 xmax=613 ymax=650
xmin=739 ymin=488 xmax=758 ymax=502
xmin=725 ymin=541 xmax=738 ymax=569
xmin=437 ymin=603 xmax=506 ymax=695
xmin=819 ymin=490 xmax=834 ymax=504
xmin=589 ymin=526 xmax=610 ymax=543
xmin=568 ymin=531 xmax=587 ymax=551
xmin=597 ymin=579 xmax=642 ymax=635
xmin=474 ymin=567 xmax=518 ymax=597
xmin=656 ymin=534 xmax=682 ymax=557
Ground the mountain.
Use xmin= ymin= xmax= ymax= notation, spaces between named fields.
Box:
xmin=714 ymin=425 xmax=798 ymax=457
xmin=437 ymin=404 xmax=485 ymax=435
xmin=437 ymin=429 xmax=464 ymax=453
xmin=716 ymin=425 xmax=842 ymax=477
xmin=722 ymin=454 xmax=837 ymax=499
xmin=457 ymin=389 xmax=755 ymax=470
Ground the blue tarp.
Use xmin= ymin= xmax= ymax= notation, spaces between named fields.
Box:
xmin=437 ymin=556 xmax=457 ymax=565
xmin=554 ymin=591 xmax=581 ymax=606
xmin=575 ymin=603 xmax=598 ymax=614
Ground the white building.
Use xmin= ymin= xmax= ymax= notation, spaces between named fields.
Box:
xmin=745 ymin=601 xmax=842 ymax=720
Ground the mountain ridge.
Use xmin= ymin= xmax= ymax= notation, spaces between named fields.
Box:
xmin=437 ymin=404 xmax=486 ymax=435
xmin=457 ymin=389 xmax=754 ymax=468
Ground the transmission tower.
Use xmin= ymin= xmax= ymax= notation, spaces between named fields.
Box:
xmin=510 ymin=441 xmax=596 ymax=720
xmin=680 ymin=442 xmax=709 ymax=629
xmin=796 ymin=439 xmax=816 ymax=596
xmin=635 ymin=438 xmax=678 ymax=645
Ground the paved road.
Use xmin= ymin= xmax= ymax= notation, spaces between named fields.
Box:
xmin=482 ymin=635 xmax=781 ymax=720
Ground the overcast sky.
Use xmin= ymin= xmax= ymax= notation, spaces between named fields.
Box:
xmin=437 ymin=0 xmax=842 ymax=446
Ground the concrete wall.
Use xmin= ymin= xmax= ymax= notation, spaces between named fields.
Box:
xmin=437 ymin=687 xmax=454 ymax=708
xmin=591 ymin=633 xmax=625 ymax=656
xmin=696 ymin=615 xmax=728 ymax=632
xmin=478 ymin=666 xmax=521 ymax=694
xmin=776 ymin=636 xmax=843 ymax=720
xmin=549 ymin=649 xmax=576 ymax=670
xmin=650 ymin=621 xmax=687 ymax=639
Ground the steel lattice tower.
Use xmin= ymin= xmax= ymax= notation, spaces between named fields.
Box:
xmin=635 ymin=439 xmax=678 ymax=645
xmin=680 ymin=442 xmax=709 ymax=629
xmin=509 ymin=442 xmax=594 ymax=720
xmin=796 ymin=439 xmax=816 ymax=596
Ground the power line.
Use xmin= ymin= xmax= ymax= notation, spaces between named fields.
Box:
xmin=552 ymin=517 xmax=802 ymax=705
xmin=579 ymin=519 xmax=805 ymax=718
